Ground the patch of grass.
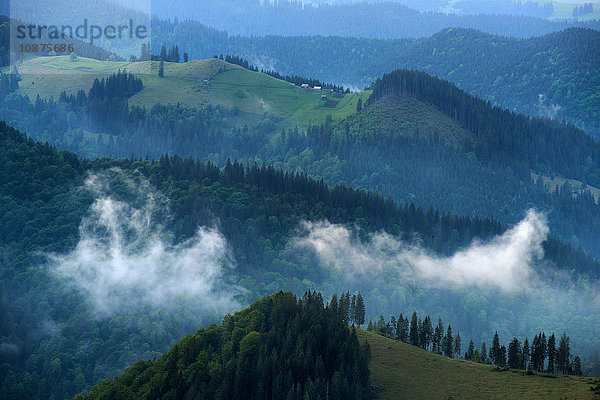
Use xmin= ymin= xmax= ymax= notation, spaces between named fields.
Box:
xmin=532 ymin=172 xmax=600 ymax=203
xmin=340 ymin=96 xmax=473 ymax=149
xmin=358 ymin=330 xmax=598 ymax=400
xmin=12 ymin=56 xmax=367 ymax=128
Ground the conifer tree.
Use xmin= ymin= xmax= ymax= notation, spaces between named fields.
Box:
xmin=507 ymin=337 xmax=521 ymax=369
xmin=522 ymin=338 xmax=530 ymax=370
xmin=547 ymin=333 xmax=556 ymax=373
xmin=490 ymin=332 xmax=501 ymax=365
xmin=557 ymin=333 xmax=571 ymax=374
xmin=409 ymin=312 xmax=419 ymax=346
xmin=350 ymin=294 xmax=356 ymax=326
xmin=433 ymin=318 xmax=444 ymax=354
xmin=481 ymin=342 xmax=488 ymax=364
xmin=354 ymin=293 xmax=365 ymax=328
xmin=443 ymin=325 xmax=454 ymax=358
xmin=453 ymin=333 xmax=461 ymax=358
xmin=465 ymin=340 xmax=475 ymax=360
xmin=573 ymin=356 xmax=582 ymax=376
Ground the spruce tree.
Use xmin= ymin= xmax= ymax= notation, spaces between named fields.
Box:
xmin=481 ymin=342 xmax=488 ymax=364
xmin=573 ymin=356 xmax=582 ymax=376
xmin=547 ymin=333 xmax=556 ymax=373
xmin=350 ymin=294 xmax=356 ymax=326
xmin=557 ymin=333 xmax=571 ymax=374
xmin=443 ymin=325 xmax=454 ymax=358
xmin=465 ymin=340 xmax=475 ymax=360
xmin=354 ymin=293 xmax=365 ymax=328
xmin=507 ymin=337 xmax=521 ymax=369
xmin=453 ymin=333 xmax=462 ymax=358
xmin=409 ymin=312 xmax=419 ymax=346
xmin=490 ymin=332 xmax=501 ymax=365
xmin=522 ymin=338 xmax=530 ymax=370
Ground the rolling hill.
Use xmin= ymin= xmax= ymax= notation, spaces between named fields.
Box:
xmin=1 ymin=118 xmax=599 ymax=399
xmin=72 ymin=293 xmax=600 ymax=400
xmin=151 ymin=21 xmax=600 ymax=136
xmin=11 ymin=56 xmax=368 ymax=128
xmin=4 ymin=58 xmax=600 ymax=259
xmin=360 ymin=330 xmax=600 ymax=400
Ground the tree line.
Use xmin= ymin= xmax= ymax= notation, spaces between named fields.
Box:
xmin=368 ymin=312 xmax=583 ymax=375
xmin=215 ymin=54 xmax=347 ymax=92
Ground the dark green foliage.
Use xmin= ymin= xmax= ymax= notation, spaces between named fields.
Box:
xmin=481 ymin=342 xmax=488 ymax=364
xmin=409 ymin=312 xmax=419 ymax=346
xmin=354 ymin=293 xmax=365 ymax=328
xmin=522 ymin=338 xmax=530 ymax=370
xmin=223 ymin=53 xmax=344 ymax=91
xmin=369 ymin=68 xmax=600 ymax=184
xmin=433 ymin=319 xmax=443 ymax=355
xmin=465 ymin=340 xmax=475 ymax=360
xmin=508 ymin=338 xmax=522 ymax=369
xmin=443 ymin=325 xmax=454 ymax=358
xmin=557 ymin=333 xmax=571 ymax=374
xmin=453 ymin=333 xmax=462 ymax=358
xmin=78 ymin=291 xmax=372 ymax=400
xmin=573 ymin=356 xmax=583 ymax=376
xmin=4 ymin=65 xmax=600 ymax=262
xmin=490 ymin=332 xmax=501 ymax=365
xmin=0 ymin=116 xmax=598 ymax=398
xmin=547 ymin=333 xmax=556 ymax=373
xmin=531 ymin=333 xmax=548 ymax=372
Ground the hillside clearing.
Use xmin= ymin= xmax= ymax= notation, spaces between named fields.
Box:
xmin=359 ymin=330 xmax=599 ymax=400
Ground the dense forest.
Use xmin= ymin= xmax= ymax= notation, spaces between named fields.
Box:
xmin=76 ymin=291 xmax=372 ymax=400
xmin=150 ymin=21 xmax=600 ymax=136
xmin=3 ymin=63 xmax=600 ymax=260
xmin=1 ymin=121 xmax=599 ymax=399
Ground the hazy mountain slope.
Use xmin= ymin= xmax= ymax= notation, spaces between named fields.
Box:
xmin=2 ymin=121 xmax=599 ymax=398
xmin=4 ymin=60 xmax=600 ymax=258
xmin=150 ymin=0 xmax=574 ymax=38
xmin=151 ymin=22 xmax=600 ymax=136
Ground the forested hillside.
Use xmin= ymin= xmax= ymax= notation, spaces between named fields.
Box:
xmin=5 ymin=60 xmax=600 ymax=258
xmin=76 ymin=291 xmax=372 ymax=400
xmin=1 ymin=121 xmax=599 ymax=399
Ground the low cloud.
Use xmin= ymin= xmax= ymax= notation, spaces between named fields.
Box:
xmin=537 ymin=93 xmax=561 ymax=119
xmin=295 ymin=210 xmax=549 ymax=292
xmin=49 ymin=171 xmax=241 ymax=316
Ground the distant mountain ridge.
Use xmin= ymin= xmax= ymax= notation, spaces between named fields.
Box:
xmin=151 ymin=21 xmax=600 ymax=136
xmin=149 ymin=0 xmax=580 ymax=39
